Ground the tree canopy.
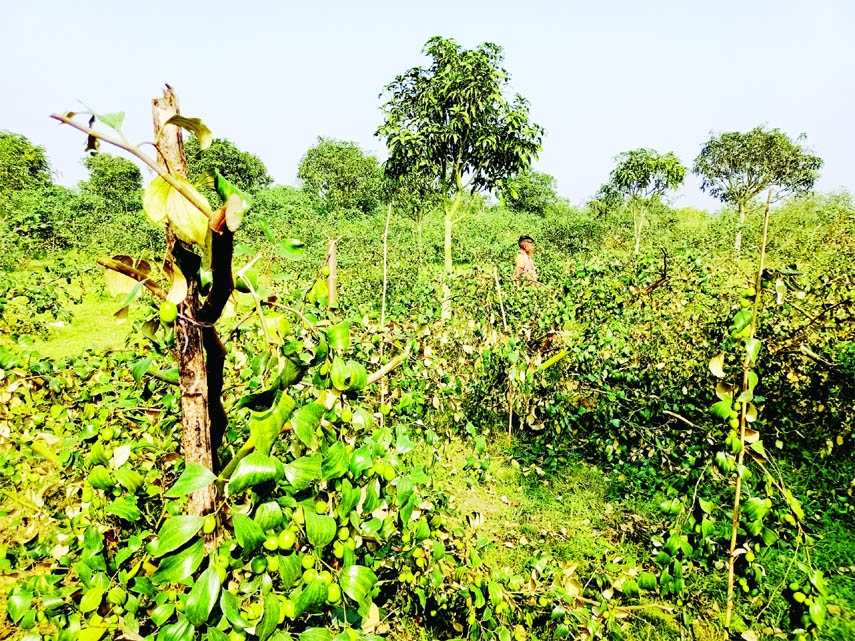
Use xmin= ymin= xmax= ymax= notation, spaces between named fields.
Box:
xmin=596 ymin=148 xmax=686 ymax=257
xmin=297 ymin=137 xmax=382 ymax=214
xmin=81 ymin=153 xmax=143 ymax=213
xmin=377 ymin=36 xmax=544 ymax=198
xmin=608 ymin=149 xmax=686 ymax=201
xmin=0 ymin=131 xmax=52 ymax=198
xmin=693 ymin=126 xmax=823 ymax=207
xmin=500 ymin=170 xmax=560 ymax=216
xmin=185 ymin=135 xmax=272 ymax=200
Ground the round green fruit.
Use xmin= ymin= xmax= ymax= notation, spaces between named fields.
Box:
xmin=322 ymin=265 xmax=331 ymax=277
xmin=282 ymin=599 xmax=296 ymax=619
xmin=278 ymin=529 xmax=296 ymax=550
xmin=327 ymin=583 xmax=342 ymax=603
xmin=301 ymin=554 xmax=315 ymax=569
xmin=315 ymin=500 xmax=327 ymax=514
xmin=382 ymin=463 xmax=396 ymax=482
xmin=263 ymin=535 xmax=279 ymax=551
xmin=337 ymin=526 xmax=350 ymax=541
xmin=302 ymin=568 xmax=318 ymax=584
xmin=250 ymin=556 xmax=267 ymax=574
xmin=202 ymin=515 xmax=217 ymax=534
xmin=246 ymin=601 xmax=263 ymax=620
xmin=159 ymin=301 xmax=178 ymax=325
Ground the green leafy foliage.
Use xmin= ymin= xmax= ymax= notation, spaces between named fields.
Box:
xmin=3 ymin=82 xmax=854 ymax=641
xmin=297 ymin=137 xmax=383 ymax=215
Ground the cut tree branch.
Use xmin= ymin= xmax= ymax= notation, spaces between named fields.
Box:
xmin=97 ymin=257 xmax=167 ymax=300
xmin=367 ymin=348 xmax=411 ymax=386
xmin=49 ymin=111 xmax=212 ymax=216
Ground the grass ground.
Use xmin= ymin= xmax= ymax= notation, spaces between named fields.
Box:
xmin=418 ymin=438 xmax=691 ymax=640
xmin=30 ymin=292 xmax=142 ymax=361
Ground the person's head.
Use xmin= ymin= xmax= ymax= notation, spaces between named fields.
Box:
xmin=518 ymin=235 xmax=534 ymax=254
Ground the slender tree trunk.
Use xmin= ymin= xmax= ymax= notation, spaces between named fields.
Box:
xmin=325 ymin=237 xmax=338 ymax=308
xmin=152 ymin=87 xmax=216 ymax=516
xmin=380 ymin=203 xmax=392 ymax=428
xmin=415 ymin=219 xmax=424 ymax=277
xmin=633 ymin=201 xmax=644 ymax=259
xmin=443 ymin=209 xmax=453 ymax=273
xmin=735 ymin=201 xmax=746 ymax=255
xmin=441 ymin=206 xmax=453 ymax=320
xmin=725 ymin=190 xmax=773 ymax=630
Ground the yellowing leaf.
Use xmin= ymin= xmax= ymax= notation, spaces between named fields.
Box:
xmin=143 ymin=177 xmax=169 ymax=225
xmin=164 ymin=115 xmax=212 ymax=150
xmin=166 ymin=264 xmax=188 ymax=305
xmin=745 ymin=403 xmax=758 ymax=423
xmin=103 ymin=256 xmax=151 ymax=297
xmin=113 ymin=306 xmax=130 ymax=323
xmin=361 ymin=602 xmax=381 ymax=634
xmin=709 ymin=353 xmax=726 ymax=378
xmin=224 ymin=192 xmax=247 ymax=231
xmin=715 ymin=382 xmax=736 ymax=401
xmin=143 ymin=176 xmax=211 ymax=246
xmin=104 ymin=270 xmax=138 ymax=297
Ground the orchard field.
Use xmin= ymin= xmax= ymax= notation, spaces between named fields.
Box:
xmin=1 ymin=38 xmax=854 ymax=641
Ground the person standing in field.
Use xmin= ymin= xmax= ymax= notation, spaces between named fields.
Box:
xmin=514 ymin=235 xmax=537 ymax=282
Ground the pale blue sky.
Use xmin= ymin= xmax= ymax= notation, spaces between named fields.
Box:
xmin=2 ymin=0 xmax=853 ymax=210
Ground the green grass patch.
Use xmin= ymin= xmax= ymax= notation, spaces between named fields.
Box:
xmin=30 ymin=292 xmax=144 ymax=361
xmin=431 ymin=437 xmax=659 ymax=576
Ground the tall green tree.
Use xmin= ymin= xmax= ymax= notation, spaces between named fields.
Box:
xmin=0 ymin=131 xmax=52 ymax=198
xmin=499 ymin=170 xmax=560 ymax=216
xmin=0 ymin=132 xmax=63 ymax=263
xmin=185 ymin=135 xmax=272 ymax=204
xmin=297 ymin=137 xmax=382 ymax=214
xmin=598 ymin=149 xmax=686 ymax=258
xmin=693 ymin=127 xmax=823 ymax=253
xmin=82 ymin=153 xmax=143 ymax=213
xmin=376 ymin=36 xmax=544 ymax=317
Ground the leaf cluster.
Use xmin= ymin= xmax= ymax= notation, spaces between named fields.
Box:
xmin=693 ymin=126 xmax=823 ymax=206
xmin=376 ymin=36 xmax=544 ymax=196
